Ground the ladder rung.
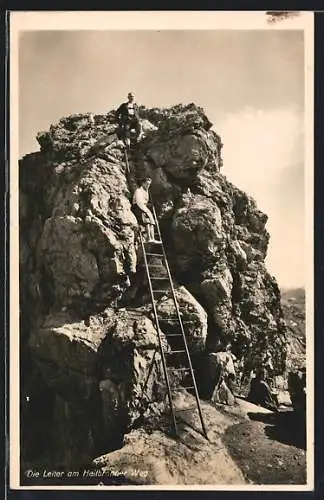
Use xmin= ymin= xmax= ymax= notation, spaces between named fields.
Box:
xmin=150 ymin=277 xmax=168 ymax=280
xmin=167 ymin=367 xmax=191 ymax=372
xmin=157 ymin=316 xmax=182 ymax=319
xmin=158 ymin=314 xmax=183 ymax=318
xmin=166 ymin=350 xmax=186 ymax=354
xmin=146 ymin=253 xmax=163 ymax=257
xmin=152 ymin=289 xmax=168 ymax=293
xmin=171 ymin=386 xmax=195 ymax=391
xmin=177 ymin=406 xmax=199 ymax=412
xmin=161 ymin=319 xmax=192 ymax=324
xmin=165 ymin=333 xmax=183 ymax=337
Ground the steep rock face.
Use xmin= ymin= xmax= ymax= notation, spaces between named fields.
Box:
xmin=26 ymin=307 xmax=165 ymax=468
xmin=20 ymin=103 xmax=287 ymax=470
xmin=20 ymin=152 xmax=137 ymax=322
xmin=136 ymin=152 xmax=285 ymax=374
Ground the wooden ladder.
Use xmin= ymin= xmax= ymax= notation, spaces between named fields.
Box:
xmin=139 ymin=203 xmax=208 ymax=439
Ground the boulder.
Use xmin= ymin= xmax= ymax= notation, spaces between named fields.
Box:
xmin=27 ymin=307 xmax=166 ymax=468
xmin=155 ymin=285 xmax=208 ymax=354
xmin=172 ymin=195 xmax=225 ymax=274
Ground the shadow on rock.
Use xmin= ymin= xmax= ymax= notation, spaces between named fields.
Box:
xmin=248 ymin=410 xmax=306 ymax=450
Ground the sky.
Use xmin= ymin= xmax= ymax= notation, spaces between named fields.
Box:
xmin=18 ymin=29 xmax=305 ymax=289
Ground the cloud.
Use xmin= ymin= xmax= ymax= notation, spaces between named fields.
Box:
xmin=218 ymin=106 xmax=303 ymax=201
xmin=217 ymin=106 xmax=305 ymax=288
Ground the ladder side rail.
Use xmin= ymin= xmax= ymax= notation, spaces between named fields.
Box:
xmin=151 ymin=203 xmax=208 ymax=439
xmin=151 ymin=202 xmax=196 ymax=359
xmin=124 ymin=148 xmax=130 ymax=174
xmin=139 ymin=231 xmax=178 ymax=436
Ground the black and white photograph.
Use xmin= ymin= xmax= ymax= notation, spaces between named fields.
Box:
xmin=10 ymin=11 xmax=314 ymax=490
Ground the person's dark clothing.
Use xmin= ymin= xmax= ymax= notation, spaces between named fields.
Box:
xmin=248 ymin=377 xmax=278 ymax=411
xmin=116 ymin=102 xmax=141 ymax=139
xmin=132 ymin=204 xmax=151 ymax=226
xmin=116 ymin=101 xmax=140 ymax=121
xmin=288 ymin=370 xmax=306 ymax=413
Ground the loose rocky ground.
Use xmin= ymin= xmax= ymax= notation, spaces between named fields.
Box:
xmin=223 ymin=401 xmax=306 ymax=485
xmin=93 ymin=394 xmax=306 ymax=486
xmin=21 ymin=390 xmax=306 ymax=486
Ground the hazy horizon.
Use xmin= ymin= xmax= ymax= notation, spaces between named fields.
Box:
xmin=18 ymin=30 xmax=305 ymax=289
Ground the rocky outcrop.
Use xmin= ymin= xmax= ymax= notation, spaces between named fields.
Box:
xmin=155 ymin=286 xmax=208 ymax=355
xmin=93 ymin=391 xmax=246 ymax=485
xmin=20 ymin=103 xmax=288 ymax=471
xmin=281 ymin=288 xmax=305 ymax=372
xmin=25 ymin=307 xmax=167 ymax=467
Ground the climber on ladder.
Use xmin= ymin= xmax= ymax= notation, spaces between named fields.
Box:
xmin=132 ymin=177 xmax=160 ymax=244
xmin=115 ymin=92 xmax=142 ymax=148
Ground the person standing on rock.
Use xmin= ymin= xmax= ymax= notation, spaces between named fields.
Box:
xmin=116 ymin=92 xmax=142 ymax=147
xmin=208 ymin=344 xmax=237 ymax=406
xmin=132 ymin=178 xmax=159 ymax=243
